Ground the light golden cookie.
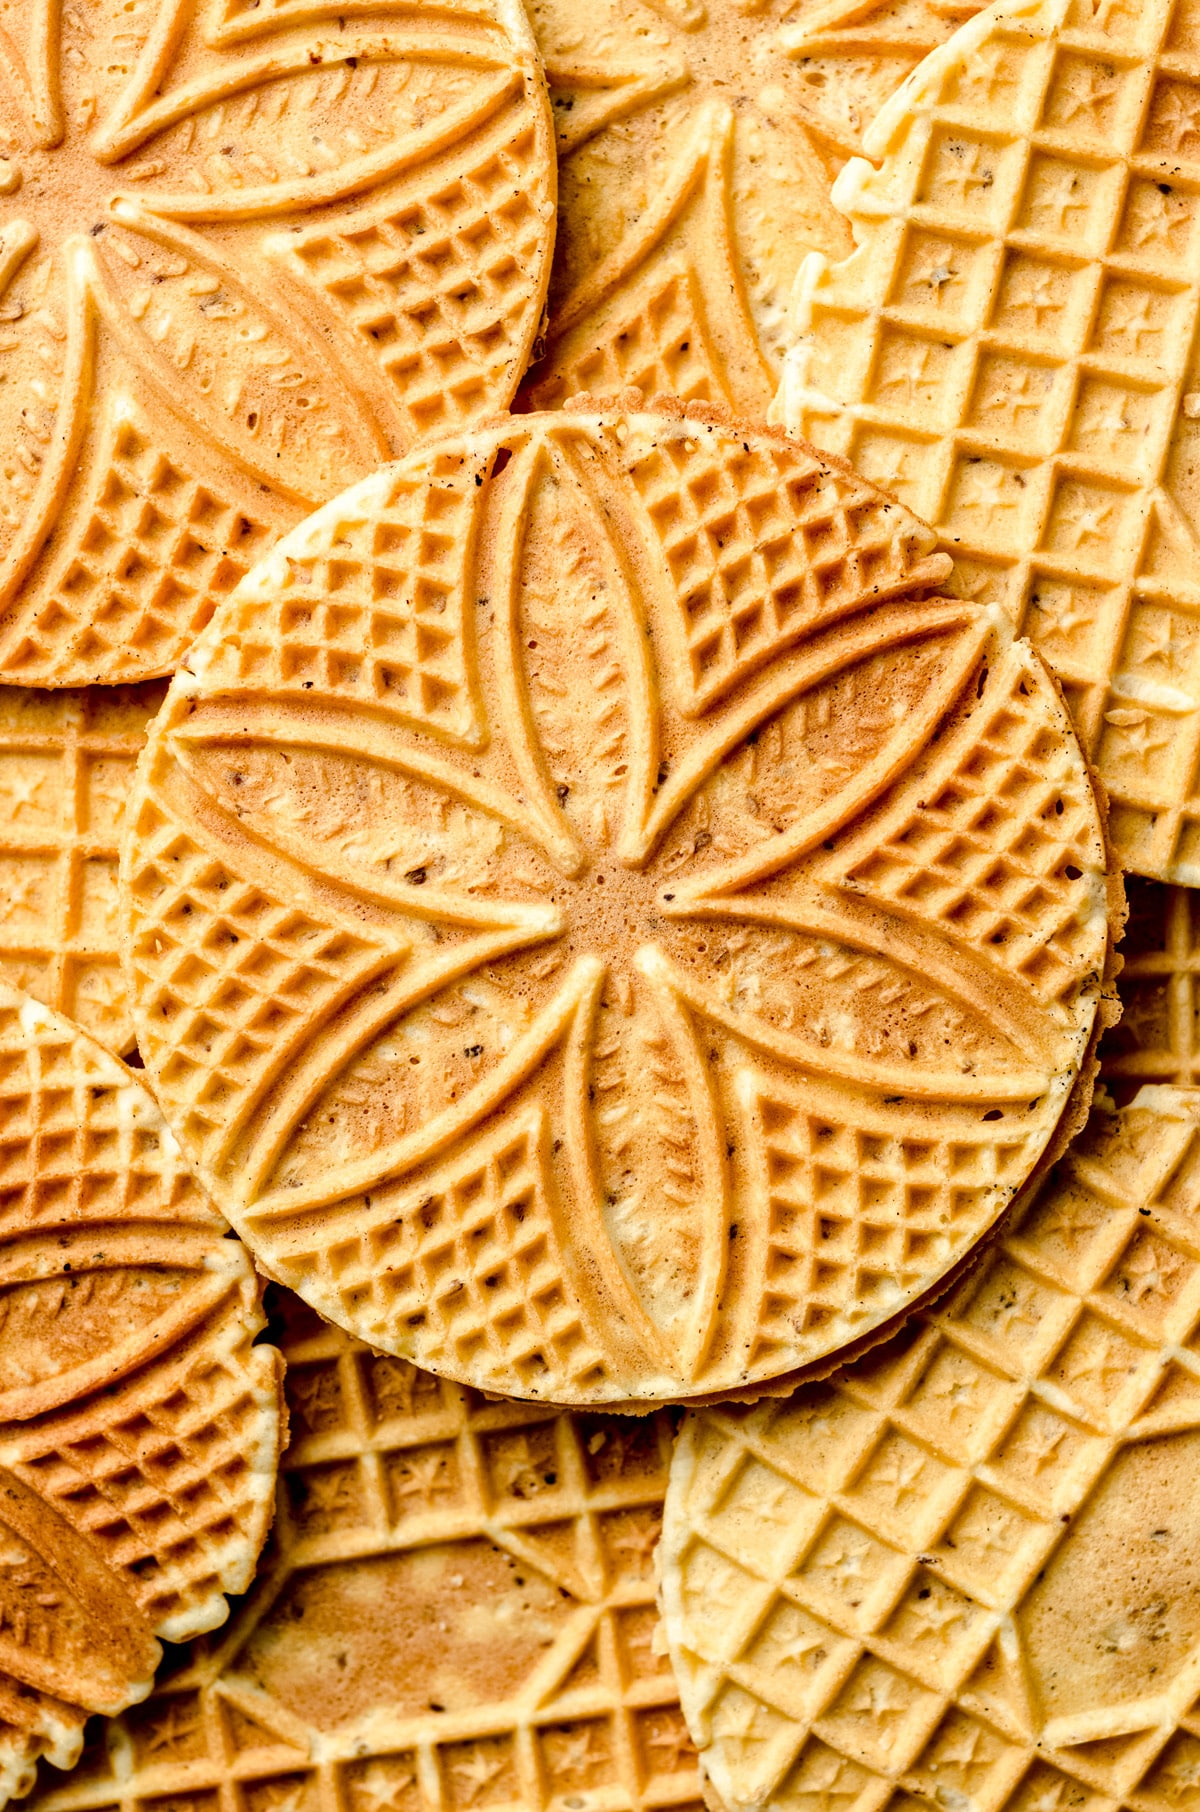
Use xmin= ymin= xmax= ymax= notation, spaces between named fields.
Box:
xmin=120 ymin=397 xmax=1115 ymax=1404
xmin=0 ymin=986 xmax=283 ymax=1809
xmin=0 ymin=0 xmax=553 ymax=687
xmin=662 ymin=1087 xmax=1200 ymax=1812
xmin=523 ymin=0 xmax=980 ymax=419
xmin=25 ymin=1290 xmax=698 ymax=1812
xmin=0 ymin=682 xmax=163 ymax=1059
xmin=779 ymin=0 xmax=1200 ymax=883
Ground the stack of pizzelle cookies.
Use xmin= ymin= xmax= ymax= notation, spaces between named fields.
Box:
xmin=0 ymin=2 xmax=1192 ymax=1812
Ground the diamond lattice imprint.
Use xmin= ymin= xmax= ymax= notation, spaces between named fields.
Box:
xmin=662 ymin=1087 xmax=1200 ymax=1812
xmin=0 ymin=0 xmax=553 ymax=686
xmin=522 ymin=0 xmax=981 ymax=420
xmin=23 ymin=1290 xmax=699 ymax=1812
xmin=119 ymin=397 xmax=1117 ymax=1404
xmin=0 ymin=682 xmax=164 ymax=1062
xmin=0 ymin=986 xmax=283 ymax=1809
xmin=777 ymin=0 xmax=1200 ymax=884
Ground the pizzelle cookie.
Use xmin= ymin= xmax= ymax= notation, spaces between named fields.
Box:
xmin=24 ymin=1291 xmax=698 ymax=1812
xmin=0 ymin=0 xmax=553 ymax=687
xmin=0 ymin=986 xmax=283 ymax=1809
xmin=522 ymin=0 xmax=981 ymax=420
xmin=661 ymin=1087 xmax=1200 ymax=1812
xmin=0 ymin=682 xmax=164 ymax=1061
xmin=120 ymin=398 xmax=1115 ymax=1403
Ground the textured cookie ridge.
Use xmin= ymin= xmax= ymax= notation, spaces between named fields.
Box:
xmin=1099 ymin=878 xmax=1200 ymax=1101
xmin=663 ymin=1086 xmax=1200 ymax=1812
xmin=0 ymin=0 xmax=553 ymax=685
xmin=0 ymin=987 xmax=283 ymax=1807
xmin=120 ymin=398 xmax=1113 ymax=1403
xmin=0 ymin=682 xmax=163 ymax=1060
xmin=778 ymin=0 xmax=1200 ymax=884
xmin=23 ymin=1291 xmax=700 ymax=1812
xmin=523 ymin=0 xmax=982 ymax=422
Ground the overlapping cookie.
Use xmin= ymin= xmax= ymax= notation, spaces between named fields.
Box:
xmin=25 ymin=1291 xmax=697 ymax=1812
xmin=120 ymin=397 xmax=1115 ymax=1403
xmin=0 ymin=987 xmax=283 ymax=1807
xmin=662 ymin=1087 xmax=1200 ymax=1812
xmin=0 ymin=0 xmax=554 ymax=686
xmin=0 ymin=683 xmax=163 ymax=1060
xmin=779 ymin=0 xmax=1200 ymax=883
xmin=523 ymin=0 xmax=981 ymax=419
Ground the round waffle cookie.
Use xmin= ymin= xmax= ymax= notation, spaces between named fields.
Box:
xmin=662 ymin=1086 xmax=1200 ymax=1812
xmin=120 ymin=398 xmax=1115 ymax=1403
xmin=0 ymin=682 xmax=164 ymax=1061
xmin=0 ymin=986 xmax=283 ymax=1808
xmin=779 ymin=0 xmax=1200 ymax=885
xmin=522 ymin=0 xmax=980 ymax=421
xmin=0 ymin=0 xmax=553 ymax=688
xmin=23 ymin=1290 xmax=698 ymax=1812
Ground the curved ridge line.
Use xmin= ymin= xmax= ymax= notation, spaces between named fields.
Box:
xmin=244 ymin=956 xmax=605 ymax=1225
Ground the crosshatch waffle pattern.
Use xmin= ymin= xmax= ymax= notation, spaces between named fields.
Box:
xmin=0 ymin=0 xmax=553 ymax=685
xmin=0 ymin=683 xmax=163 ymax=1060
xmin=25 ymin=1292 xmax=703 ymax=1812
xmin=779 ymin=0 xmax=1200 ymax=882
xmin=0 ymin=989 xmax=282 ymax=1811
xmin=122 ymin=401 xmax=1114 ymax=1402
xmin=663 ymin=1088 xmax=1200 ymax=1812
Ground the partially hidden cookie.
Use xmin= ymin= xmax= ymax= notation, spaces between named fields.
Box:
xmin=25 ymin=1290 xmax=697 ymax=1812
xmin=778 ymin=0 xmax=1200 ymax=883
xmin=0 ymin=986 xmax=283 ymax=1808
xmin=523 ymin=0 xmax=980 ymax=419
xmin=662 ymin=1086 xmax=1200 ymax=1812
xmin=121 ymin=397 xmax=1114 ymax=1404
xmin=0 ymin=682 xmax=164 ymax=1061
xmin=0 ymin=0 xmax=553 ymax=686
xmin=1099 ymin=878 xmax=1200 ymax=1101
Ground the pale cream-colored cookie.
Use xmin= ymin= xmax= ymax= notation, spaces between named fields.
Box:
xmin=0 ymin=986 xmax=283 ymax=1808
xmin=523 ymin=0 xmax=981 ymax=420
xmin=120 ymin=397 xmax=1114 ymax=1404
xmin=0 ymin=682 xmax=163 ymax=1059
xmin=662 ymin=1087 xmax=1200 ymax=1812
xmin=0 ymin=0 xmax=553 ymax=686
xmin=779 ymin=0 xmax=1200 ymax=884
xmin=24 ymin=1290 xmax=698 ymax=1812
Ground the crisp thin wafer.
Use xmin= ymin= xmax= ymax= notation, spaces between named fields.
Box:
xmin=0 ymin=0 xmax=553 ymax=685
xmin=779 ymin=0 xmax=1200 ymax=882
xmin=662 ymin=1087 xmax=1200 ymax=1812
xmin=0 ymin=987 xmax=282 ymax=1807
xmin=120 ymin=397 xmax=1115 ymax=1403
xmin=25 ymin=1290 xmax=697 ymax=1812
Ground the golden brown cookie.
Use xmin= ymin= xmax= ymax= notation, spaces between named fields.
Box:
xmin=0 ymin=0 xmax=553 ymax=686
xmin=779 ymin=0 xmax=1200 ymax=883
xmin=0 ymin=986 xmax=283 ymax=1808
xmin=523 ymin=0 xmax=980 ymax=420
xmin=662 ymin=1087 xmax=1200 ymax=1812
xmin=24 ymin=1290 xmax=698 ymax=1812
xmin=0 ymin=682 xmax=163 ymax=1059
xmin=120 ymin=398 xmax=1114 ymax=1404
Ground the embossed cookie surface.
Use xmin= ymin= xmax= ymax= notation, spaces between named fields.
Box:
xmin=121 ymin=400 xmax=1112 ymax=1403
xmin=0 ymin=682 xmax=162 ymax=1059
xmin=25 ymin=1291 xmax=697 ymax=1812
xmin=779 ymin=0 xmax=1200 ymax=883
xmin=0 ymin=987 xmax=283 ymax=1809
xmin=0 ymin=0 xmax=553 ymax=686
xmin=523 ymin=0 xmax=980 ymax=419
xmin=662 ymin=1088 xmax=1200 ymax=1812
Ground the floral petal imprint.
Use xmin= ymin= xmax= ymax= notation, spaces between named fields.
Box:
xmin=0 ymin=0 xmax=554 ymax=685
xmin=779 ymin=0 xmax=1200 ymax=883
xmin=120 ymin=398 xmax=1115 ymax=1403
xmin=662 ymin=1088 xmax=1200 ymax=1812
xmin=0 ymin=986 xmax=283 ymax=1808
